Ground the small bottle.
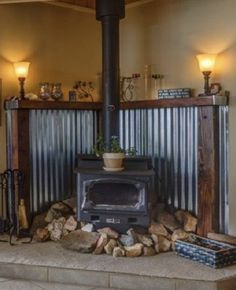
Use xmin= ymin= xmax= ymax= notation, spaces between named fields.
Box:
xmin=39 ymin=82 xmax=51 ymax=100
xmin=51 ymin=83 xmax=63 ymax=101
xmin=18 ymin=199 xmax=29 ymax=229
xmin=69 ymin=82 xmax=79 ymax=102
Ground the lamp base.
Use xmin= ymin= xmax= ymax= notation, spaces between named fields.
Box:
xmin=18 ymin=77 xmax=26 ymax=100
xmin=202 ymin=70 xmax=211 ymax=95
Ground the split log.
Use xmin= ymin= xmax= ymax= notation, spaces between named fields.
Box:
xmin=171 ymin=229 xmax=189 ymax=242
xmin=158 ymin=236 xmax=172 ymax=252
xmin=45 ymin=202 xmax=73 ymax=223
xmin=94 ymin=233 xmax=108 ymax=255
xmin=104 ymin=239 xmax=117 ymax=255
xmin=97 ymin=227 xmax=119 ymax=239
xmin=148 ymin=223 xmax=168 ymax=237
xmin=125 ymin=243 xmax=143 ymax=257
xmin=113 ymin=246 xmax=125 ymax=257
xmin=30 ymin=212 xmax=48 ymax=235
xmin=136 ymin=233 xmax=153 ymax=247
xmin=143 ymin=246 xmax=156 ymax=256
xmin=175 ymin=210 xmax=198 ymax=232
xmin=157 ymin=211 xmax=181 ymax=232
xmin=64 ymin=216 xmax=78 ymax=232
xmin=34 ymin=228 xmax=50 ymax=242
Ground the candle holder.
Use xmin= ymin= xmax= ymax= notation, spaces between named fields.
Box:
xmin=120 ymin=74 xmax=140 ymax=101
xmin=74 ymin=81 xmax=94 ymax=102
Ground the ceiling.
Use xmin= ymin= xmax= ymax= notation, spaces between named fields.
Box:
xmin=0 ymin=0 xmax=144 ymax=7
xmin=0 ymin=0 xmax=152 ymax=11
xmin=56 ymin=0 xmax=140 ymax=9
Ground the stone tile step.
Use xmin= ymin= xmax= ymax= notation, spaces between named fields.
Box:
xmin=0 ymin=263 xmax=236 ymax=290
xmin=0 ymin=278 xmax=124 ymax=290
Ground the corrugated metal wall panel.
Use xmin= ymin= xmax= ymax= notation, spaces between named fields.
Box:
xmin=120 ymin=107 xmax=198 ymax=213
xmin=119 ymin=106 xmax=228 ymax=232
xmin=29 ymin=110 xmax=98 ymax=213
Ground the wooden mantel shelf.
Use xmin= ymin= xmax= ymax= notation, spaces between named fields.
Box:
xmin=4 ymin=95 xmax=228 ymax=111
xmin=4 ymin=99 xmax=102 ymax=110
xmin=121 ymin=95 xmax=228 ymax=109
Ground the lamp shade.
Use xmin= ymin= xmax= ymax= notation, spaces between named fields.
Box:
xmin=14 ymin=62 xmax=30 ymax=78
xmin=196 ymin=54 xmax=216 ymax=72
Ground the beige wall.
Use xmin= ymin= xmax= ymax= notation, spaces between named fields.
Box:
xmin=0 ymin=3 xmax=102 ymax=95
xmin=0 ymin=2 xmax=101 ymax=170
xmin=129 ymin=0 xmax=236 ymax=234
xmin=120 ymin=5 xmax=147 ymax=77
xmin=0 ymin=0 xmax=236 ymax=234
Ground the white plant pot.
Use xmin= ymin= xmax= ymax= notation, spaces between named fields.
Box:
xmin=103 ymin=152 xmax=125 ymax=171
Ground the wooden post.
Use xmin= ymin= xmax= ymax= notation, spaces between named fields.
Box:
xmin=197 ymin=106 xmax=219 ymax=236
xmin=8 ymin=109 xmax=30 ymax=220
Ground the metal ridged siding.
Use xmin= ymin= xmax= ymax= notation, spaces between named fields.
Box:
xmin=120 ymin=106 xmax=228 ymax=232
xmin=120 ymin=108 xmax=198 ymax=213
xmin=29 ymin=110 xmax=98 ymax=213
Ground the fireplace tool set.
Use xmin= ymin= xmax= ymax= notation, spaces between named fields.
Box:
xmin=0 ymin=169 xmax=31 ymax=245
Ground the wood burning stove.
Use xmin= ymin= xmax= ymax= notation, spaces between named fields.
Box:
xmin=75 ymin=1 xmax=154 ymax=232
xmin=76 ymin=157 xmax=154 ymax=232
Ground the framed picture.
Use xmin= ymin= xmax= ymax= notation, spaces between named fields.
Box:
xmin=158 ymin=88 xmax=191 ymax=99
xmin=210 ymin=82 xmax=222 ymax=95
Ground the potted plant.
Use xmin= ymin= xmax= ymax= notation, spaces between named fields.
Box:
xmin=103 ymin=136 xmax=125 ymax=171
xmin=92 ymin=135 xmax=127 ymax=171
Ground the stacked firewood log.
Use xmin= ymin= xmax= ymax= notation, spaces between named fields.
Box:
xmin=32 ymin=199 xmax=200 ymax=257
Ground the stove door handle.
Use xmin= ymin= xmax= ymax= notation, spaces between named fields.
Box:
xmin=107 ymin=105 xmax=116 ymax=111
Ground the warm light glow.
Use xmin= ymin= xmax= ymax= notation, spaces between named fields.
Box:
xmin=13 ymin=62 xmax=30 ymax=78
xmin=196 ymin=54 xmax=217 ymax=72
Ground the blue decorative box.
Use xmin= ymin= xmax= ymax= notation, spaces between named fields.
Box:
xmin=175 ymin=234 xmax=236 ymax=268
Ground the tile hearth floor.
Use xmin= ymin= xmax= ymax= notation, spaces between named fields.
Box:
xmin=0 ymin=240 xmax=236 ymax=290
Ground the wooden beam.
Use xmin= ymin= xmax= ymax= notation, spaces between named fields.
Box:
xmin=46 ymin=0 xmax=94 ymax=13
xmin=9 ymin=110 xmax=31 ymax=222
xmin=4 ymin=100 xmax=102 ymax=110
xmin=44 ymin=0 xmax=155 ymax=13
xmin=4 ymin=96 xmax=228 ymax=111
xmin=197 ymin=106 xmax=220 ymax=236
xmin=126 ymin=0 xmax=155 ymax=9
xmin=207 ymin=232 xmax=236 ymax=245
xmin=120 ymin=96 xmax=228 ymax=109
xmin=0 ymin=0 xmax=50 ymax=4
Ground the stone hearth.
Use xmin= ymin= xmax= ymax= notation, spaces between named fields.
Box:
xmin=0 ymin=241 xmax=235 ymax=290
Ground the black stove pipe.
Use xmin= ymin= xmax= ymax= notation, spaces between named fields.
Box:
xmin=96 ymin=0 xmax=125 ymax=149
